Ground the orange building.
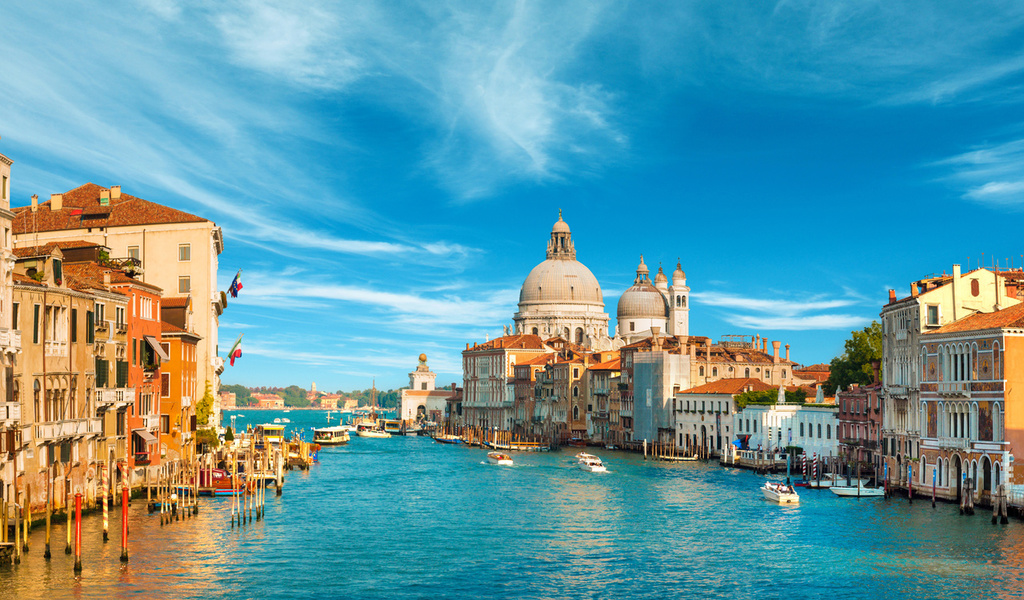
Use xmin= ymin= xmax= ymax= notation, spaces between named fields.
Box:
xmin=159 ymin=320 xmax=200 ymax=463
xmin=109 ymin=274 xmax=166 ymax=469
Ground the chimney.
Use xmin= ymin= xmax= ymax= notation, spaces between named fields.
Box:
xmin=50 ymin=193 xmax=63 ymax=211
xmin=99 ymin=190 xmax=110 ymax=206
xmin=755 ymin=334 xmax=760 ymax=348
xmin=31 ymin=194 xmax=38 ymax=213
xmin=110 ymin=185 xmax=121 ymax=199
xmin=888 ymin=289 xmax=896 ymax=303
xmin=785 ymin=344 xmax=790 ymax=361
xmin=466 ymin=343 xmax=470 ymax=350
xmin=103 ymin=271 xmax=111 ymax=287
xmin=762 ymin=338 xmax=767 ymax=353
xmin=772 ymin=341 xmax=781 ymax=363
xmin=871 ymin=360 xmax=880 ymax=385
xmin=910 ymin=282 xmax=919 ymax=298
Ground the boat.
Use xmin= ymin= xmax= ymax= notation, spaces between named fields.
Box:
xmin=433 ymin=434 xmax=463 ymax=445
xmin=830 ymin=485 xmax=884 ymax=498
xmin=254 ymin=424 xmax=286 ymax=450
xmin=487 ymin=452 xmax=513 ymax=465
xmin=567 ymin=438 xmax=588 ymax=447
xmin=577 ymin=454 xmax=607 ymax=473
xmin=273 ymin=418 xmax=281 ymax=423
xmin=197 ymin=468 xmax=250 ymax=497
xmin=356 ymin=423 xmax=391 ymax=438
xmin=313 ymin=426 xmax=350 ymax=446
xmin=381 ymin=419 xmax=404 ymax=435
xmin=281 ymin=418 xmax=291 ymax=423
xmin=762 ymin=481 xmax=800 ymax=504
xmin=604 ymin=444 xmax=618 ymax=450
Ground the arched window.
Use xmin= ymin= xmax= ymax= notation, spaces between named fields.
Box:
xmin=827 ymin=424 xmax=831 ymax=439
xmin=994 ymin=342 xmax=1002 ymax=380
xmin=572 ymin=386 xmax=579 ymax=398
xmin=681 ymin=296 xmax=687 ymax=307
xmin=676 ymin=295 xmax=681 ymax=307
xmin=712 ymin=367 xmax=718 ymax=376
xmin=575 ymin=328 xmax=584 ymax=344
xmin=744 ymin=368 xmax=750 ymax=378
xmin=572 ymin=405 xmax=579 ymax=420
xmin=993 ymin=402 xmax=1003 ymax=441
xmin=699 ymin=366 xmax=705 ymax=376
xmin=532 ymin=327 xmax=538 ymax=335
xmin=817 ymin=423 xmax=822 ymax=438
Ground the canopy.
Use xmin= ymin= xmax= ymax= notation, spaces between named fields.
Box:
xmin=133 ymin=428 xmax=158 ymax=444
xmin=144 ymin=335 xmax=170 ymax=362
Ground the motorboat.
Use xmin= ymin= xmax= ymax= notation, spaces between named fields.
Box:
xmin=313 ymin=426 xmax=350 ymax=446
xmin=356 ymin=423 xmax=391 ymax=438
xmin=575 ymin=452 xmax=598 ymax=461
xmin=577 ymin=454 xmax=607 ymax=473
xmin=762 ymin=481 xmax=800 ymax=504
xmin=487 ymin=452 xmax=514 ymax=466
xmin=433 ymin=434 xmax=464 ymax=445
xmin=273 ymin=418 xmax=281 ymax=423
xmin=830 ymin=485 xmax=884 ymax=498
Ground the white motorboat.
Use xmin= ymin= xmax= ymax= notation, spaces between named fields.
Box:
xmin=313 ymin=426 xmax=350 ymax=446
xmin=830 ymin=485 xmax=884 ymax=498
xmin=762 ymin=481 xmax=800 ymax=504
xmin=577 ymin=455 xmax=607 ymax=473
xmin=575 ymin=452 xmax=598 ymax=461
xmin=487 ymin=452 xmax=513 ymax=466
xmin=356 ymin=423 xmax=391 ymax=438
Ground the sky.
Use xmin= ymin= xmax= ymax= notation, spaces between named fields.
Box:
xmin=3 ymin=1 xmax=1024 ymax=392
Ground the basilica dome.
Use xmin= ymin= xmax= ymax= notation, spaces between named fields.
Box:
xmin=518 ymin=214 xmax=603 ymax=306
xmin=617 ymin=256 xmax=669 ymax=320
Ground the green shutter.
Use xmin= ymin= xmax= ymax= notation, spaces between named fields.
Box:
xmin=71 ymin=309 xmax=78 ymax=343
xmin=33 ymin=305 xmax=39 ymax=344
xmin=86 ymin=311 xmax=94 ymax=344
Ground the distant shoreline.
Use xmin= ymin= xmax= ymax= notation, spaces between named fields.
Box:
xmin=222 ymin=406 xmax=393 ymax=411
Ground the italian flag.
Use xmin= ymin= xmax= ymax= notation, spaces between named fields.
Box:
xmin=229 ymin=334 xmax=243 ymax=366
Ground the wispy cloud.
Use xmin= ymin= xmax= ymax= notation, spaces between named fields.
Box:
xmin=936 ymin=137 xmax=1024 ymax=206
xmin=692 ymin=291 xmax=857 ymax=317
xmin=693 ymin=289 xmax=873 ymax=331
xmin=724 ymin=314 xmax=870 ymax=331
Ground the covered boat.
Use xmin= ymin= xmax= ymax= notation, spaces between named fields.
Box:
xmin=313 ymin=426 xmax=350 ymax=446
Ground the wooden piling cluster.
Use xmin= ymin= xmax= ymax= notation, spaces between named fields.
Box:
xmin=435 ymin=424 xmax=551 ymax=451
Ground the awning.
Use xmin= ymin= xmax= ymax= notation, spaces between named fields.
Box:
xmin=144 ymin=335 xmax=170 ymax=362
xmin=133 ymin=428 xmax=158 ymax=444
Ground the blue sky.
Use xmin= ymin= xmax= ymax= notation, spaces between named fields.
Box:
xmin=4 ymin=1 xmax=1024 ymax=392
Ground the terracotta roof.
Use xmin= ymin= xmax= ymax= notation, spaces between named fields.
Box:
xmin=589 ymin=358 xmax=621 ymax=371
xmin=161 ymin=296 xmax=191 ymax=309
xmin=926 ymin=302 xmax=1024 ymax=334
xmin=13 ymin=243 xmax=62 ymax=258
xmin=796 ymin=363 xmax=830 ymax=372
xmin=12 ymin=272 xmax=43 ymax=286
xmin=679 ymin=378 xmax=775 ymax=395
xmin=161 ymin=322 xmax=186 ymax=334
xmin=518 ymin=354 xmax=555 ymax=366
xmin=467 ymin=334 xmax=548 ymax=352
xmin=53 ymin=240 xmax=106 ymax=250
xmin=62 ymin=262 xmax=136 ymax=295
xmin=12 ymin=183 xmax=209 ymax=234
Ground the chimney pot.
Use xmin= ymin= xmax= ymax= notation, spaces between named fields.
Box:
xmin=772 ymin=341 xmax=781 ymax=363
xmin=50 ymin=193 xmax=63 ymax=211
xmin=911 ymin=282 xmax=919 ymax=297
xmin=110 ymin=185 xmax=121 ymax=199
xmin=31 ymin=194 xmax=38 ymax=213
xmin=785 ymin=344 xmax=790 ymax=361
xmin=888 ymin=289 xmax=896 ymax=303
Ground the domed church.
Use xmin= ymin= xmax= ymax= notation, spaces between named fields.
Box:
xmin=513 ymin=212 xmax=615 ymax=350
xmin=615 ymin=257 xmax=689 ymax=344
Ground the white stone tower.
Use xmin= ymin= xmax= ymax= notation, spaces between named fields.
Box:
xmin=668 ymin=261 xmax=689 ymax=337
xmin=409 ymin=353 xmax=436 ymax=391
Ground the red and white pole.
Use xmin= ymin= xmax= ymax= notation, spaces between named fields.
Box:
xmin=120 ymin=482 xmax=129 ymax=563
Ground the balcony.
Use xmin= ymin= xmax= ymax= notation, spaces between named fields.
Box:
xmin=181 ymin=395 xmax=192 ymax=408
xmin=936 ymin=437 xmax=970 ymax=450
xmin=35 ymin=417 xmax=103 ymax=442
xmin=937 ymin=382 xmax=970 ymax=398
xmin=44 ymin=340 xmax=67 ymax=356
xmin=0 ymin=328 xmax=22 ymax=353
xmin=142 ymin=414 xmax=160 ymax=431
xmin=96 ymin=387 xmax=135 ymax=409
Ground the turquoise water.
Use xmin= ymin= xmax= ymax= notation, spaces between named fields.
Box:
xmin=3 ymin=409 xmax=1023 ymax=599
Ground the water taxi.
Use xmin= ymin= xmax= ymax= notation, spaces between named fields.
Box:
xmin=487 ymin=452 xmax=514 ymax=466
xmin=830 ymin=485 xmax=884 ymax=498
xmin=433 ymin=433 xmax=464 ymax=445
xmin=255 ymin=423 xmax=286 ymax=450
xmin=381 ymin=419 xmax=404 ymax=435
xmin=313 ymin=426 xmax=350 ymax=446
xmin=356 ymin=423 xmax=391 ymax=438
xmin=762 ymin=481 xmax=800 ymax=504
xmin=577 ymin=453 xmax=607 ymax=473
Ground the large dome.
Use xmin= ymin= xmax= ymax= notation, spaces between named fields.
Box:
xmin=520 ymin=259 xmax=603 ymax=305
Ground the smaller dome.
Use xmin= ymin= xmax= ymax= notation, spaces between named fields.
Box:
xmin=617 ymin=284 xmax=669 ymax=320
xmin=673 ymin=261 xmax=686 ymax=281
xmin=552 ymin=211 xmax=570 ymax=234
xmin=654 ymin=265 xmax=667 ymax=285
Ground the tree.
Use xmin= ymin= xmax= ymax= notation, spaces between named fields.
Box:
xmin=733 ymin=388 xmax=807 ymax=410
xmin=197 ymin=381 xmax=215 ymax=426
xmin=224 ymin=426 xmax=234 ymax=442
xmin=221 ymin=383 xmax=253 ymax=406
xmin=825 ymin=321 xmax=882 ymax=393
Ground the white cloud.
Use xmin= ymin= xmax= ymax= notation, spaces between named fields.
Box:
xmin=724 ymin=314 xmax=870 ymax=331
xmin=692 ymin=291 xmax=857 ymax=317
xmin=937 ymin=137 xmax=1024 ymax=206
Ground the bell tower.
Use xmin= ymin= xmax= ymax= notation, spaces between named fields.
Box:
xmin=668 ymin=261 xmax=689 ymax=337
xmin=409 ymin=354 xmax=436 ymax=391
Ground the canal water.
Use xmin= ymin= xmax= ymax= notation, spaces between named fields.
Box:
xmin=3 ymin=409 xmax=1023 ymax=599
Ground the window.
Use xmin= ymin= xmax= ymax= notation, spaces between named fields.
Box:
xmin=744 ymin=368 xmax=750 ymax=377
xmin=712 ymin=367 xmax=718 ymax=377
xmin=12 ymin=303 xmax=18 ymax=328
xmin=927 ymin=305 xmax=940 ymax=327
xmin=827 ymin=424 xmax=831 ymax=439
xmin=161 ymin=373 xmax=170 ymax=398
xmin=116 ymin=360 xmax=128 ymax=388
xmin=115 ymin=306 xmax=125 ymax=328
xmin=95 ymin=302 xmax=105 ymax=325
xmin=1 ymin=175 xmax=6 ymax=199
xmin=800 ymin=422 xmax=804 ymax=437
xmin=629 ymin=321 xmax=635 ymax=332
xmin=699 ymin=366 xmax=705 ymax=376
xmin=32 ymin=304 xmax=40 ymax=344
xmin=132 ymin=338 xmax=137 ymax=365
xmin=86 ymin=310 xmax=94 ymax=344
xmin=178 ymin=276 xmax=190 ymax=294
xmin=71 ymin=309 xmax=78 ymax=343
xmin=141 ymin=297 xmax=153 ymax=320
xmin=160 ymin=414 xmax=170 ymax=434
xmin=421 ymin=383 xmax=427 ymax=390
xmin=817 ymin=423 xmax=822 ymax=438
xmin=178 ymin=243 xmax=191 ymax=262
xmin=127 ymin=246 xmax=140 ymax=260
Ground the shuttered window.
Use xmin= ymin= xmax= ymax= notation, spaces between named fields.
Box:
xmin=33 ymin=304 xmax=40 ymax=344
xmin=95 ymin=357 xmax=109 ymax=388
xmin=116 ymin=361 xmax=129 ymax=388
xmin=71 ymin=309 xmax=78 ymax=343
xmin=86 ymin=311 xmax=94 ymax=344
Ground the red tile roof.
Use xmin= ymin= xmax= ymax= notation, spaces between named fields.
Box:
xmin=13 ymin=244 xmax=62 ymax=258
xmin=589 ymin=358 xmax=621 ymax=371
xmin=467 ymin=334 xmax=548 ymax=352
xmin=12 ymin=272 xmax=43 ymax=286
xmin=12 ymin=183 xmax=209 ymax=234
xmin=926 ymin=302 xmax=1024 ymax=334
xmin=679 ymin=378 xmax=775 ymax=395
xmin=517 ymin=354 xmax=555 ymax=366
xmin=161 ymin=296 xmax=191 ymax=309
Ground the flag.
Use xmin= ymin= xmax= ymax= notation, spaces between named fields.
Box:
xmin=228 ymin=270 xmax=243 ymax=298
xmin=228 ymin=334 xmax=243 ymax=366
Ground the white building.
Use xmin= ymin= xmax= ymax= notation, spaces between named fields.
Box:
xmin=398 ymin=354 xmax=451 ymax=424
xmin=735 ymin=392 xmax=839 ymax=459
xmin=615 ymin=257 xmax=689 ymax=344
xmin=676 ymin=378 xmax=773 ymax=457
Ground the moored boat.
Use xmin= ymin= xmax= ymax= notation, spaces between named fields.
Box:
xmin=313 ymin=426 xmax=350 ymax=446
xmin=433 ymin=433 xmax=463 ymax=444
xmin=356 ymin=423 xmax=391 ymax=438
xmin=762 ymin=481 xmax=800 ymax=504
xmin=830 ymin=485 xmax=884 ymax=498
xmin=197 ymin=468 xmax=249 ymax=497
xmin=487 ymin=452 xmax=513 ymax=465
